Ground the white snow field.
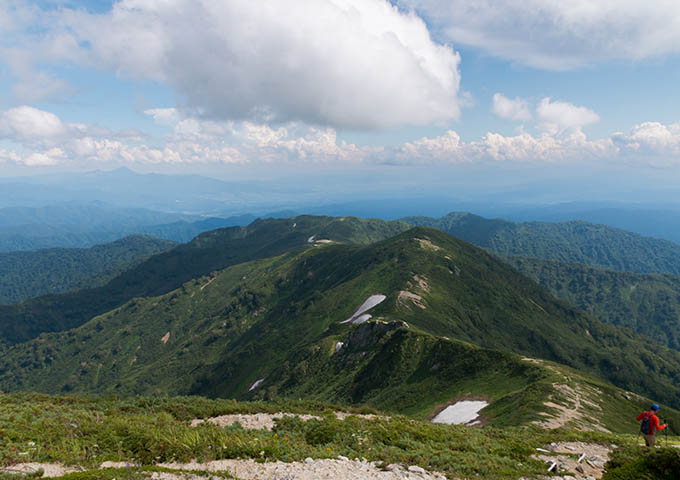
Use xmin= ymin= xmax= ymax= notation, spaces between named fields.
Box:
xmin=431 ymin=400 xmax=488 ymax=425
xmin=248 ymin=378 xmax=265 ymax=391
xmin=351 ymin=314 xmax=372 ymax=325
xmin=340 ymin=295 xmax=387 ymax=323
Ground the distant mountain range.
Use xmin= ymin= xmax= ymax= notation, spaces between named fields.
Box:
xmin=5 ymin=168 xmax=680 ymax=244
xmin=0 ymin=168 xmax=277 ymax=214
xmin=496 ymin=202 xmax=680 ymax=245
xmin=0 ymin=235 xmax=176 ymax=305
xmin=403 ymin=212 xmax=680 ymax=275
xmin=0 ymin=203 xmax=255 ymax=252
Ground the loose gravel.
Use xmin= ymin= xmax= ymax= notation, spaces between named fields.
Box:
xmin=191 ymin=411 xmax=381 ymax=430
xmin=160 ymin=457 xmax=447 ymax=480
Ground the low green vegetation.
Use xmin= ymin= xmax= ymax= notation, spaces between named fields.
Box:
xmin=603 ymin=446 xmax=680 ymax=479
xmin=0 ymin=392 xmax=668 ymax=480
xmin=0 ymin=393 xmax=677 ymax=480
xmin=404 ymin=212 xmax=680 ymax=275
xmin=0 ymin=236 xmax=176 ymax=305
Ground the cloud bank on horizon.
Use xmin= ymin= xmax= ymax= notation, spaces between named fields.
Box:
xmin=0 ymin=0 xmax=679 ymax=171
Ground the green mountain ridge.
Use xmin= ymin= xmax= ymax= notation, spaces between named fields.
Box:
xmin=3 ymin=226 xmax=680 ymax=428
xmin=404 ymin=212 xmax=680 ymax=275
xmin=0 ymin=235 xmax=177 ymax=305
xmin=0 ymin=215 xmax=409 ymax=344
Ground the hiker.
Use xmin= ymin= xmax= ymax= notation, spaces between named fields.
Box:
xmin=637 ymin=403 xmax=667 ymax=447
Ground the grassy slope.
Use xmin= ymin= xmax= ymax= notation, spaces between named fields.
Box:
xmin=403 ymin=212 xmax=680 ymax=275
xmin=3 ymin=227 xmax=680 ymax=421
xmin=0 ymin=393 xmax=677 ymax=480
xmin=0 ymin=216 xmax=409 ymax=345
xmin=507 ymin=255 xmax=680 ymax=350
xmin=0 ymin=235 xmax=176 ymax=305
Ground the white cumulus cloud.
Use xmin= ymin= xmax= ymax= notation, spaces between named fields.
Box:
xmin=612 ymin=122 xmax=680 ymax=166
xmin=399 ymin=0 xmax=680 ymax=69
xmin=52 ymin=0 xmax=462 ymax=129
xmin=0 ymin=106 xmax=66 ymax=142
xmin=536 ymin=98 xmax=600 ymax=134
xmin=2 ymin=105 xmax=679 ymax=169
xmin=492 ymin=93 xmax=532 ymax=122
xmin=625 ymin=122 xmax=680 ymax=153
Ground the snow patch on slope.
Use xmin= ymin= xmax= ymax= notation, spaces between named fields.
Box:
xmin=248 ymin=378 xmax=265 ymax=391
xmin=432 ymin=401 xmax=488 ymax=425
xmin=340 ymin=295 xmax=386 ymax=324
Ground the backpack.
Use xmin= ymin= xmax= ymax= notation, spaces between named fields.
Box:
xmin=640 ymin=412 xmax=652 ymax=435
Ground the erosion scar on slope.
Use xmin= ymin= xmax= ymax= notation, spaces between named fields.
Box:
xmin=523 ymin=357 xmax=609 ymax=433
xmin=200 ymin=276 xmax=217 ymax=291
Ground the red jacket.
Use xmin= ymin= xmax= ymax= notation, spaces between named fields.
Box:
xmin=637 ymin=411 xmax=667 ymax=436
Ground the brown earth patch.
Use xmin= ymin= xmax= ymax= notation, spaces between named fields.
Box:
xmin=397 ymin=290 xmax=426 ymax=310
xmin=200 ymin=276 xmax=217 ymax=291
xmin=415 ymin=238 xmax=441 ymax=251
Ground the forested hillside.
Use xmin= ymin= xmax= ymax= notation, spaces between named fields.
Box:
xmin=404 ymin=212 xmax=680 ymax=275
xmin=507 ymin=256 xmax=680 ymax=350
xmin=0 ymin=235 xmax=176 ymax=305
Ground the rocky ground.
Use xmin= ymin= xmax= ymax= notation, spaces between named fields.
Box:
xmin=2 ymin=458 xmax=447 ymax=479
xmin=1 ymin=442 xmax=612 ymax=480
xmin=190 ymin=411 xmax=381 ymax=430
xmin=529 ymin=441 xmax=614 ymax=480
xmin=160 ymin=457 xmax=446 ymax=480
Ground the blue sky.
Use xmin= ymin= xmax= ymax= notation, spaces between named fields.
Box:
xmin=1 ymin=0 xmax=679 ymax=204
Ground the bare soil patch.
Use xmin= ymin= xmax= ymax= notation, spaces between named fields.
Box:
xmin=191 ymin=412 xmax=382 ymax=430
xmin=415 ymin=238 xmax=441 ymax=251
xmin=398 ymin=290 xmax=426 ymax=310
